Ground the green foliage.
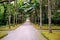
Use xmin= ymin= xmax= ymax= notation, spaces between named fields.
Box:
xmin=31 ymin=0 xmax=37 ymax=3
xmin=0 ymin=0 xmax=60 ymax=26
xmin=0 ymin=3 xmax=6 ymax=25
xmin=18 ymin=0 xmax=24 ymax=7
xmin=0 ymin=4 xmax=4 ymax=14
xmin=0 ymin=4 xmax=4 ymax=19
xmin=52 ymin=12 xmax=60 ymax=20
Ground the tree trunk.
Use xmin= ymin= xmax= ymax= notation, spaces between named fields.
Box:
xmin=8 ymin=0 xmax=11 ymax=29
xmin=40 ymin=0 xmax=42 ymax=29
xmin=48 ymin=0 xmax=52 ymax=33
xmin=14 ymin=0 xmax=17 ymax=24
xmin=51 ymin=0 xmax=56 ymax=13
xmin=13 ymin=13 xmax=15 ymax=24
xmin=15 ymin=0 xmax=17 ymax=24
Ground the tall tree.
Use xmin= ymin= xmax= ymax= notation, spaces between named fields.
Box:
xmin=14 ymin=1 xmax=16 ymax=24
xmin=14 ymin=0 xmax=17 ymax=24
xmin=48 ymin=0 xmax=52 ymax=33
xmin=40 ymin=0 xmax=42 ymax=29
xmin=8 ymin=0 xmax=11 ymax=29
xmin=15 ymin=0 xmax=18 ymax=24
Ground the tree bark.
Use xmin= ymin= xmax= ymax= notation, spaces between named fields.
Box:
xmin=8 ymin=0 xmax=11 ymax=29
xmin=40 ymin=0 xmax=42 ymax=29
xmin=14 ymin=0 xmax=17 ymax=24
xmin=15 ymin=0 xmax=17 ymax=24
xmin=48 ymin=0 xmax=52 ymax=33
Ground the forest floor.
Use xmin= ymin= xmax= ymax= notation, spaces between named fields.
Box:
xmin=0 ymin=21 xmax=47 ymax=40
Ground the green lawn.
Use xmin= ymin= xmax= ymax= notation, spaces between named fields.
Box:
xmin=0 ymin=32 xmax=8 ymax=39
xmin=33 ymin=24 xmax=60 ymax=30
xmin=0 ymin=24 xmax=20 ymax=31
xmin=42 ymin=32 xmax=60 ymax=40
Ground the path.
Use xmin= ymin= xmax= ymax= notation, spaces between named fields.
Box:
xmin=1 ymin=20 xmax=46 ymax=40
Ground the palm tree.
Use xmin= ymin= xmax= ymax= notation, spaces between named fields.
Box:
xmin=48 ymin=0 xmax=52 ymax=33
xmin=40 ymin=0 xmax=42 ymax=29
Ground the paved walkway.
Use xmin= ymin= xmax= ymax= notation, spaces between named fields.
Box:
xmin=1 ymin=21 xmax=46 ymax=40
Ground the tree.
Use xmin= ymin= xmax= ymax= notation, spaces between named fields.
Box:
xmin=8 ymin=0 xmax=11 ymax=29
xmin=14 ymin=0 xmax=18 ymax=24
xmin=48 ymin=0 xmax=52 ymax=33
xmin=14 ymin=0 xmax=17 ymax=24
xmin=39 ymin=0 xmax=42 ymax=29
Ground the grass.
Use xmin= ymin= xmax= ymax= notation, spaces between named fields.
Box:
xmin=0 ymin=24 xmax=20 ymax=31
xmin=0 ymin=32 xmax=8 ymax=39
xmin=0 ymin=24 xmax=21 ymax=39
xmin=33 ymin=24 xmax=60 ymax=30
xmin=42 ymin=32 xmax=60 ymax=40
